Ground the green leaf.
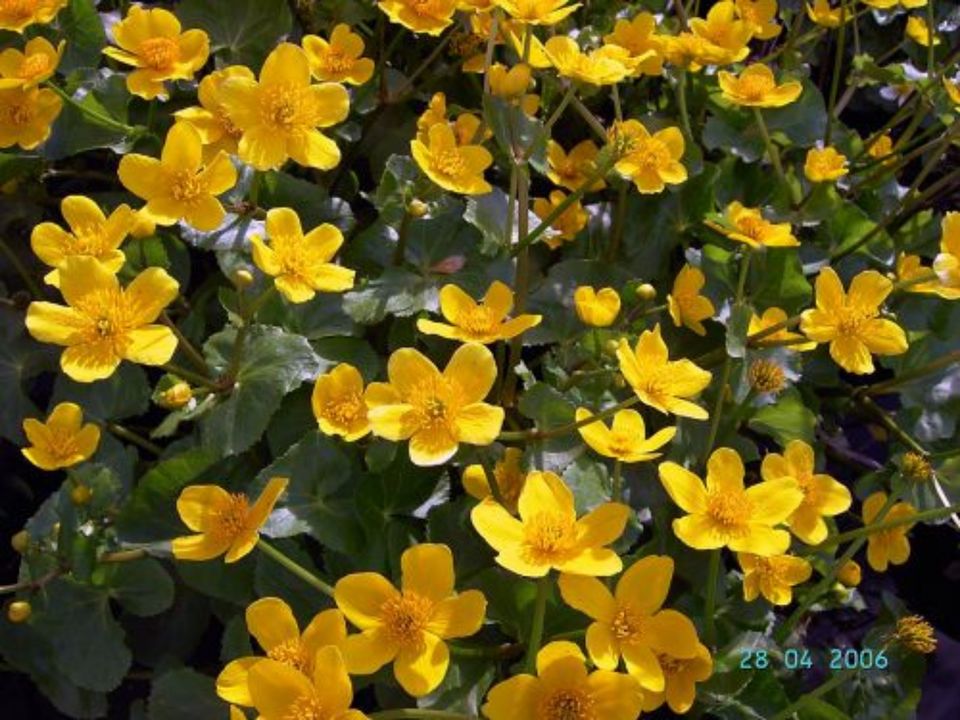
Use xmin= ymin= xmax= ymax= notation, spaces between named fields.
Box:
xmin=260 ymin=171 xmax=355 ymax=233
xmin=45 ymin=71 xmax=134 ymax=159
xmin=748 ymin=388 xmax=817 ymax=445
xmin=254 ymin=538 xmax=333 ymax=621
xmin=0 ymin=310 xmax=55 ymax=443
xmin=177 ymin=554 xmax=256 ymax=606
xmin=518 ymin=383 xmax=576 ymax=431
xmin=148 ymin=668 xmax=230 ymax=720
xmin=751 ymin=249 xmax=813 ymax=315
xmin=765 ymin=80 xmax=828 ymax=148
xmin=100 ymin=558 xmax=175 ymax=618
xmin=51 ymin=362 xmax=150 ymax=421
xmin=178 ymin=0 xmax=293 ymax=68
xmin=58 ymin=0 xmax=108 ymax=73
xmin=342 ymin=268 xmax=436 ymax=324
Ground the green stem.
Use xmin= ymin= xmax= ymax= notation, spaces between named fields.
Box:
xmin=161 ymin=363 xmax=221 ymax=391
xmin=863 ymin=350 xmax=960 ymax=397
xmin=525 ymin=575 xmax=551 ymax=674
xmin=612 ymin=459 xmax=623 ymax=503
xmin=498 ymin=395 xmax=640 ymax=442
xmin=391 ymin=28 xmax=456 ymax=100
xmin=161 ymin=313 xmax=211 ymax=376
xmin=502 ymin=162 xmax=530 ymax=407
xmin=770 ymin=670 xmax=855 ymax=720
xmin=857 ymin=395 xmax=925 ymax=456
xmin=257 ymin=539 xmax=334 ymax=598
xmin=107 ymin=423 xmax=162 ymax=456
xmin=704 ymin=548 xmax=721 ymax=647
xmin=478 ymin=450 xmax=506 ymax=506
xmin=677 ymin=70 xmax=693 ymax=141
xmin=753 ymin=108 xmax=800 ymax=205
xmin=541 ymin=84 xmax=576 ymax=142
xmin=824 ymin=1 xmax=849 ymax=145
xmin=569 ymin=95 xmax=609 ymax=142
xmin=45 ymin=83 xmax=142 ymax=136
xmin=448 ymin=642 xmax=523 ymax=660
xmin=0 ymin=237 xmax=43 ymax=299
xmin=606 ymin=182 xmax=628 ymax=262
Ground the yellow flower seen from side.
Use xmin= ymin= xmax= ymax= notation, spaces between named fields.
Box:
xmin=863 ymin=491 xmax=916 ymax=572
xmin=749 ymin=307 xmax=816 ymax=350
xmin=612 ymin=120 xmax=687 ymax=194
xmin=574 ymin=286 xmax=620 ymax=327
xmin=494 ymin=0 xmax=581 ymax=25
xmin=837 ymin=559 xmax=862 ymax=587
xmin=21 ymin=402 xmax=100 ymax=471
xmin=575 ymin=408 xmax=676 ymax=463
xmin=718 ymin=63 xmax=803 ymax=108
xmin=0 ymin=85 xmax=61 ymax=150
xmin=667 ymin=264 xmax=715 ymax=336
xmin=933 ymin=212 xmax=960 ymax=297
xmin=173 ymin=66 xmax=254 ymax=161
xmin=603 ymin=12 xmax=664 ymax=76
xmin=336 ymin=543 xmax=486 ymax=697
xmin=905 ymin=16 xmax=939 ymax=47
xmin=417 ymin=280 xmax=541 ymax=343
xmin=737 ymin=552 xmax=812 ymax=605
xmin=543 ymin=36 xmax=634 ymax=86
xmin=462 ymin=447 xmax=527 ymax=514
xmin=805 ymin=146 xmax=849 ymax=183
xmin=641 ymin=643 xmax=713 ymax=714
xmin=312 ymin=363 xmax=372 ymax=442
xmin=379 ymin=0 xmax=458 ymax=35
xmin=0 ymin=0 xmax=66 ymax=33
xmin=547 ymin=139 xmax=606 ymax=192
xmin=0 ymin=37 xmax=63 ymax=89
xmin=689 ymin=1 xmax=754 ymax=64
xmin=659 ymin=447 xmax=804 ymax=555
xmin=303 ymin=24 xmax=374 ymax=85
xmin=487 ymin=63 xmax=539 ymax=115
xmin=533 ymin=190 xmax=589 ymax=248
xmin=735 ymin=0 xmax=782 ymax=40
xmin=806 ymin=0 xmax=850 ymax=28
xmin=172 ymin=476 xmax=289 ymax=563
xmin=868 ymin=132 xmax=895 ymax=162
xmin=157 ymin=381 xmax=193 ymax=409
xmin=943 ymin=77 xmax=960 ymax=108
xmin=710 ymin=201 xmax=799 ymax=248
xmin=411 ymin=122 xmax=493 ymax=195
xmin=102 ymin=5 xmax=209 ymax=100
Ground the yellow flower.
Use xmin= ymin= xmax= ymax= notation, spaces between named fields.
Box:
xmin=943 ymin=77 xmax=960 ymax=107
xmin=216 ymin=597 xmax=347 ymax=707
xmin=31 ymin=195 xmax=136 ymax=287
xmin=837 ymin=559 xmax=861 ymax=587
xmin=659 ymin=447 xmax=804 ymax=554
xmin=905 ymin=16 xmax=939 ymax=47
xmin=220 ymin=43 xmax=350 ymax=171
xmin=102 ymin=5 xmax=209 ymax=100
xmin=709 ymin=201 xmax=800 ymax=248
xmin=611 ymin=120 xmax=687 ymax=194
xmin=735 ymin=0 xmax=782 ymax=40
xmin=718 ymin=63 xmax=803 ymax=108
xmin=366 ymin=343 xmax=504 ymax=466
xmin=336 ymin=543 xmax=486 ymax=696
xmin=462 ymin=447 xmax=527 ymax=513
xmin=573 ymin=286 xmax=621 ymax=327
xmin=804 ymin=146 xmax=849 ymax=183
xmin=246 ymin=648 xmax=367 ymax=720
xmin=157 ymin=381 xmax=193 ymax=409
xmin=557 ymin=556 xmax=700 ymax=692
xmin=250 ymin=208 xmax=355 ymax=304
xmin=933 ymin=211 xmax=960 ymax=296
xmin=641 ymin=643 xmax=713 ymax=714
xmin=0 ymin=85 xmax=61 ymax=150
xmin=118 ymin=123 xmax=237 ymax=232
xmin=488 ymin=63 xmax=540 ymax=115
xmin=862 ymin=491 xmax=916 ymax=572
xmin=0 ymin=37 xmax=63 ymax=89
xmin=21 ymin=402 xmax=100 ymax=471
xmin=800 ymin=268 xmax=908 ymax=374
xmin=543 ymin=36 xmax=634 ymax=86
xmin=749 ymin=307 xmax=816 ymax=350
xmin=603 ymin=13 xmax=665 ymax=76
xmin=303 ymin=24 xmax=375 ymax=85
xmin=689 ymin=1 xmax=754 ymax=64
xmin=616 ymin=324 xmax=712 ymax=420
xmin=806 ymin=0 xmax=849 ymax=28
xmin=533 ymin=190 xmax=589 ymax=248
xmin=25 ymin=257 xmax=179 ymax=382
xmin=0 ymin=0 xmax=65 ymax=33
xmin=546 ymin=139 xmax=606 ymax=192
xmin=172 ymin=476 xmax=289 ymax=563
xmin=379 ymin=0 xmax=458 ymax=34
xmin=868 ymin=132 xmax=895 ymax=162
xmin=312 ymin=363 xmax=372 ymax=441
xmin=667 ymin=264 xmax=715 ymax=336
xmin=761 ymin=440 xmax=852 ymax=545
xmin=174 ymin=66 xmax=254 ymax=161
xmin=411 ymin=122 xmax=493 ymax=195
xmin=483 ymin=641 xmax=643 ymax=720
xmin=470 ymin=469 xmax=629 ymax=577
xmin=737 ymin=552 xmax=812 ymax=605
xmin=575 ymin=408 xmax=676 ymax=463
xmin=659 ymin=32 xmax=732 ymax=71
xmin=494 ymin=0 xmax=581 ymax=25
xmin=417 ymin=280 xmax=541 ymax=343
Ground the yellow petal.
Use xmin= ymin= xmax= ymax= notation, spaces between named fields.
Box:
xmin=393 ymin=632 xmax=449 ymax=697
xmin=310 ymin=646 xmax=353 ymax=711
xmin=706 ymin=448 xmax=745 ymax=495
xmin=454 ymin=403 xmax=504 ymax=446
xmin=245 ymin=597 xmax=300 ymax=652
xmin=518 ymin=470 xmax=575 ymax=524
xmin=614 ymin=555 xmax=673 ymax=614
xmin=557 ymin=573 xmax=616 ymax=622
xmin=248 ymin=658 xmax=314 ymax=718
xmin=622 ymin=641 xmax=665 ymax=691
xmin=341 ymin=627 xmax=397 ymax=674
xmin=426 ymin=590 xmax=486 ymax=639
xmin=658 ymin=462 xmax=707 ymax=514
xmin=746 ymin=478 xmax=804 ymax=524
xmin=470 ymin=498 xmax=524 ymax=552
xmin=444 ymin=342 xmax=497 ymax=404
xmin=301 ymin=608 xmax=347 ymax=654
xmin=646 ymin=608 xmax=699 ymax=658
xmin=401 ymin=543 xmax=454 ymax=602
xmin=335 ymin=572 xmax=398 ymax=628
xmin=176 ymin=484 xmax=231 ymax=531
xmin=586 ymin=668 xmax=644 ymax=720
xmin=585 ymin=622 xmax=621 ymax=670
xmin=216 ymin=657 xmax=259 ymax=706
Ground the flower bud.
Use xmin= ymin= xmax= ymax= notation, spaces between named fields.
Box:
xmin=70 ymin=484 xmax=92 ymax=506
xmin=232 ymin=269 xmax=254 ymax=289
xmin=7 ymin=601 xmax=31 ymax=623
xmin=837 ymin=559 xmax=861 ymax=588
xmin=408 ymin=199 xmax=429 ymax=218
xmin=158 ymin=382 xmax=193 ymax=410
xmin=635 ymin=283 xmax=657 ymax=301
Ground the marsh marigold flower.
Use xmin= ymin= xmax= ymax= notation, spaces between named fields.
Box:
xmin=312 ymin=363 xmax=372 ymax=441
xmin=736 ymin=0 xmax=782 ymax=40
xmin=805 ymin=146 xmax=849 ymax=183
xmin=543 ymin=37 xmax=635 ymax=86
xmin=546 ymin=139 xmax=606 ymax=192
xmin=862 ymin=491 xmax=916 ymax=572
xmin=575 ymin=408 xmax=676 ymax=463
xmin=737 ymin=552 xmax=812 ymax=605
xmin=487 ymin=63 xmax=539 ymax=115
xmin=0 ymin=0 xmax=66 ymax=33
xmin=659 ymin=447 xmax=804 ymax=555
xmin=335 ymin=544 xmax=486 ymax=697
xmin=667 ymin=264 xmax=715 ymax=336
xmin=837 ymin=559 xmax=861 ymax=587
xmin=102 ymin=5 xmax=209 ymax=100
xmin=471 ymin=469 xmax=629 ymax=576
xmin=251 ymin=208 xmax=355 ymax=304
xmin=603 ymin=13 xmax=664 ymax=76
xmin=411 ymin=122 xmax=493 ymax=195
xmin=533 ymin=190 xmax=589 ymax=248
xmin=303 ymin=24 xmax=374 ymax=85
xmin=416 ymin=280 xmax=541 ymax=343
xmin=689 ymin=1 xmax=753 ymax=65
xmin=366 ymin=343 xmax=504 ymax=466
xmin=0 ymin=37 xmax=62 ymax=89
xmin=611 ymin=120 xmax=687 ymax=194
xmin=25 ymin=257 xmax=179 ymax=382
xmin=462 ymin=447 xmax=527 ymax=513
xmin=482 ymin=641 xmax=643 ymax=720
xmin=933 ymin=212 xmax=960 ymax=296
xmin=0 ymin=85 xmax=61 ymax=149
xmin=558 ymin=556 xmax=700 ymax=692
xmin=172 ymin=476 xmax=289 ymax=563
xmin=800 ymin=267 xmax=908 ymax=374
xmin=709 ymin=201 xmax=799 ymax=248
xmin=174 ymin=66 xmax=253 ymax=161
xmin=642 ymin=643 xmax=713 ymax=714
xmin=574 ymin=286 xmax=621 ymax=327
xmin=379 ymin=0 xmax=458 ymax=34
xmin=157 ymin=381 xmax=193 ymax=409
xmin=495 ymin=0 xmax=581 ymax=25
xmin=718 ymin=64 xmax=803 ymax=107
xmin=806 ymin=0 xmax=850 ymax=28
xmin=616 ymin=324 xmax=712 ymax=419
xmin=749 ymin=307 xmax=815 ymax=350
xmin=21 ymin=402 xmax=100 ymax=471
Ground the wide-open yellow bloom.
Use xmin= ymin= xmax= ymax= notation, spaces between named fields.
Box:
xmin=0 ymin=0 xmax=65 ymax=33
xmin=863 ymin=492 xmax=916 ymax=572
xmin=805 ymin=146 xmax=849 ymax=183
xmin=546 ymin=139 xmax=606 ymax=191
xmin=21 ymin=402 xmax=100 ymax=471
xmin=119 ymin=122 xmax=237 ymax=232
xmin=303 ymin=24 xmax=374 ymax=85
xmin=251 ymin=208 xmax=355 ymax=304
xmin=0 ymin=37 xmax=62 ymax=89
xmin=575 ymin=408 xmax=676 ymax=463
xmin=800 ymin=267 xmax=908 ymax=374
xmin=366 ymin=343 xmax=504 ymax=466
xmin=805 ymin=0 xmax=849 ymax=27
xmin=172 ymin=476 xmax=289 ymax=563
xmin=611 ymin=120 xmax=687 ymax=194
xmin=736 ymin=0 xmax=781 ymax=39
xmin=749 ymin=306 xmax=816 ymax=350
xmin=689 ymin=1 xmax=753 ymax=64
xmin=336 ymin=543 xmax=486 ymax=697
xmin=574 ymin=286 xmax=621 ymax=327
xmin=102 ymin=6 xmax=209 ymax=100
xmin=482 ymin=641 xmax=643 ymax=720
xmin=718 ymin=63 xmax=802 ymax=107
xmin=543 ymin=36 xmax=635 ymax=86
xmin=312 ymin=363 xmax=372 ymax=441
xmin=462 ymin=447 xmax=527 ymax=513
xmin=411 ymin=122 xmax=493 ymax=195
xmin=379 ymin=0 xmax=458 ymax=34
xmin=737 ymin=552 xmax=812 ymax=605
xmin=174 ymin=66 xmax=253 ymax=161
xmin=641 ymin=642 xmax=713 ymax=714
xmin=533 ymin=190 xmax=589 ymax=248
xmin=495 ymin=0 xmax=581 ymax=25
xmin=659 ymin=32 xmax=732 ymax=71
xmin=558 ymin=556 xmax=700 ymax=692
xmin=761 ymin=440 xmax=851 ymax=545
xmin=603 ymin=13 xmax=664 ymax=76
xmin=659 ymin=447 xmax=803 ymax=554
xmin=217 ymin=597 xmax=347 ymax=707
xmin=667 ymin=264 xmax=715 ymax=336
xmin=710 ymin=201 xmax=799 ymax=248
xmin=471 ymin=470 xmax=629 ymax=576
xmin=31 ymin=195 xmax=135 ymax=286
xmin=0 ymin=84 xmax=61 ymax=149
xmin=933 ymin=212 xmax=960 ymax=296
xmin=616 ymin=324 xmax=712 ymax=419
xmin=220 ymin=43 xmax=349 ymax=171
xmin=26 ymin=257 xmax=179 ymax=382
xmin=417 ymin=280 xmax=541 ymax=343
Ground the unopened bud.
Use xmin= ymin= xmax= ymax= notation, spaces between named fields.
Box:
xmin=603 ymin=339 xmax=619 ymax=356
xmin=158 ymin=382 xmax=193 ymax=410
xmin=10 ymin=530 xmax=28 ymax=554
xmin=408 ymin=199 xmax=429 ymax=218
xmin=232 ymin=269 xmax=254 ymax=289
xmin=837 ymin=560 xmax=861 ymax=588
xmin=636 ymin=283 xmax=657 ymax=301
xmin=70 ymin=484 xmax=92 ymax=506
xmin=7 ymin=601 xmax=31 ymax=623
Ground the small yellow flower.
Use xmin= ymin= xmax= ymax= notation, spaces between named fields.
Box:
xmin=462 ymin=447 xmax=527 ymax=513
xmin=933 ymin=212 xmax=960 ymax=297
xmin=659 ymin=32 xmax=732 ymax=71
xmin=667 ymin=264 xmax=715 ymax=336
xmin=862 ymin=491 xmax=916 ymax=572
xmin=603 ymin=12 xmax=665 ymax=76
xmin=0 ymin=37 xmax=63 ymax=89
xmin=612 ymin=120 xmax=687 ymax=194
xmin=312 ymin=363 xmax=372 ymax=441
xmin=804 ymin=146 xmax=849 ymax=183
xmin=892 ymin=615 xmax=937 ymax=655
xmin=943 ymin=77 xmax=960 ymax=107
xmin=157 ymin=382 xmax=193 ymax=409
xmin=336 ymin=543 xmax=486 ymax=696
xmin=543 ymin=36 xmax=634 ymax=86
xmin=659 ymin=447 xmax=804 ymax=555
xmin=0 ymin=85 xmax=61 ymax=149
xmin=251 ymin=208 xmax=355 ymax=304
xmin=494 ymin=0 xmax=581 ymax=26
xmin=905 ymin=16 xmax=939 ymax=47
xmin=366 ymin=343 xmax=504 ymax=466
xmin=689 ymin=1 xmax=753 ymax=64
xmin=868 ymin=133 xmax=895 ymax=163
xmin=0 ymin=0 xmax=66 ymax=33
xmin=25 ymin=257 xmax=179 ymax=382
xmin=718 ymin=63 xmax=803 ymax=108
xmin=31 ymin=195 xmax=136 ymax=286
xmin=533 ymin=190 xmax=589 ymax=248
xmin=577 ymin=408 xmax=676 ymax=464
xmin=749 ymin=307 xmax=816 ymax=350
xmin=735 ymin=0 xmax=782 ymax=40
xmin=558 ymin=556 xmax=700 ymax=692
xmin=174 ymin=66 xmax=253 ymax=161
xmin=616 ymin=324 xmax=712 ymax=419
xmin=118 ymin=123 xmax=237 ymax=232
xmin=488 ymin=62 xmax=540 ymax=116
xmin=303 ymin=24 xmax=375 ymax=85
xmin=837 ymin=559 xmax=861 ymax=587
xmin=102 ymin=5 xmax=209 ymax=100
xmin=411 ymin=122 xmax=493 ymax=195
xmin=379 ymin=0 xmax=458 ymax=34
xmin=800 ymin=268 xmax=909 ymax=374
xmin=737 ymin=552 xmax=812 ymax=605
xmin=21 ymin=402 xmax=100 ymax=471
xmin=417 ymin=280 xmax=541 ymax=343
xmin=573 ymin=286 xmax=621 ymax=327
xmin=172 ymin=476 xmax=289 ymax=563
xmin=483 ymin=641 xmax=643 ymax=720
xmin=806 ymin=0 xmax=849 ymax=28
xmin=641 ymin=643 xmax=713 ymax=714
xmin=416 ymin=92 xmax=450 ymax=142
xmin=710 ymin=201 xmax=800 ymax=248
xmin=546 ymin=139 xmax=606 ymax=192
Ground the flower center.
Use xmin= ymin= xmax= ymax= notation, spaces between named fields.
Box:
xmin=262 ymin=84 xmax=302 ymax=129
xmin=17 ymin=53 xmax=50 ymax=80
xmin=522 ymin=511 xmax=577 ymax=563
xmin=629 ymin=138 xmax=671 ymax=171
xmin=75 ymin=288 xmax=134 ymax=346
xmin=381 ymin=592 xmax=432 ymax=648
xmin=749 ymin=556 xmax=787 ymax=586
xmin=322 ymin=392 xmax=366 ymax=427
xmin=657 ymin=652 xmax=688 ymax=676
xmin=738 ymin=74 xmax=776 ymax=101
xmin=215 ymin=107 xmax=242 ymax=140
xmin=322 ymin=50 xmax=354 ymax=74
xmin=138 ymin=37 xmax=179 ymax=71
xmin=267 ymin=638 xmax=312 ymax=674
xmin=541 ymin=689 xmax=595 ymax=720
xmin=748 ymin=359 xmax=785 ymax=394
xmin=460 ymin=306 xmax=498 ymax=337
xmin=736 ymin=216 xmax=768 ymax=241
xmin=4 ymin=97 xmax=33 ymax=126
xmin=282 ymin=694 xmax=327 ymax=720
xmin=706 ymin=490 xmax=752 ymax=533
xmin=836 ymin=306 xmax=873 ymax=336
xmin=432 ymin=148 xmax=466 ymax=178
xmin=211 ymin=493 xmax=250 ymax=542
xmin=0 ymin=0 xmax=36 ymax=20
xmin=170 ymin=170 xmax=205 ymax=203
xmin=608 ymin=432 xmax=634 ymax=458
xmin=67 ymin=222 xmax=109 ymax=255
xmin=611 ymin=605 xmax=646 ymax=642
xmin=46 ymin=427 xmax=81 ymax=460
xmin=409 ymin=376 xmax=459 ymax=431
